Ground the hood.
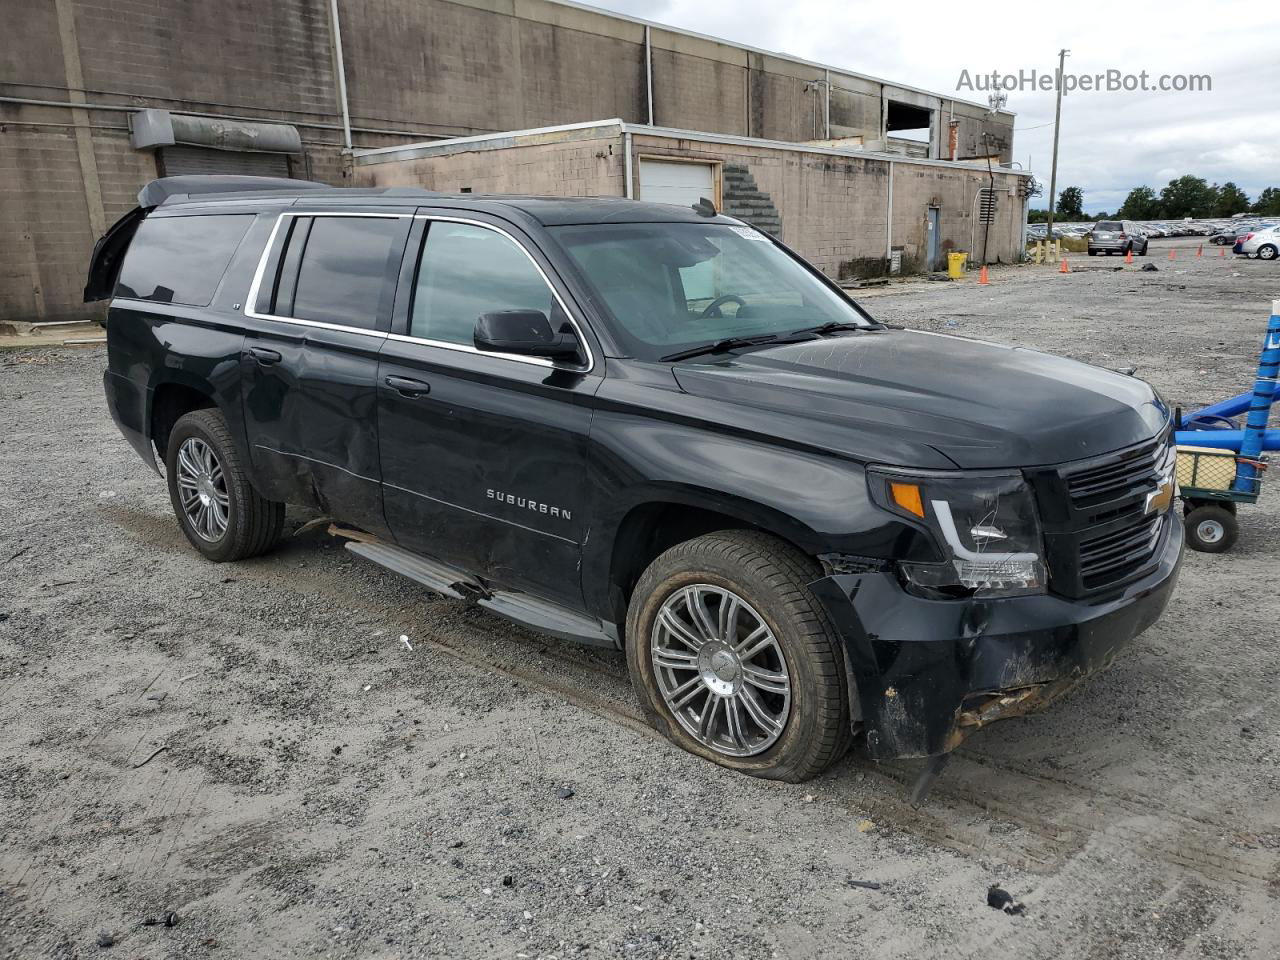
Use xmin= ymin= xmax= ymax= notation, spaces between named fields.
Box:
xmin=671 ymin=329 xmax=1167 ymax=469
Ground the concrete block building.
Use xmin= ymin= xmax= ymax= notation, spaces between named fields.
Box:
xmin=1 ymin=0 xmax=1023 ymax=323
xmin=355 ymin=121 xmax=1030 ymax=279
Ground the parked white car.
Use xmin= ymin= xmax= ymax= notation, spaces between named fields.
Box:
xmin=1240 ymin=225 xmax=1280 ymax=260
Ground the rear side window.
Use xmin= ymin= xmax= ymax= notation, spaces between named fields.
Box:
xmin=291 ymin=217 xmax=406 ymax=329
xmin=263 ymin=215 xmax=409 ymax=330
xmin=410 ymin=222 xmax=553 ymax=345
xmin=115 ymin=214 xmax=252 ymax=306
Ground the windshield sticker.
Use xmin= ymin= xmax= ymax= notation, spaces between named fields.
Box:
xmin=729 ymin=226 xmax=769 ymax=242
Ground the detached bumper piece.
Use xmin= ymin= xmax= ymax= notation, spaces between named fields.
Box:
xmin=809 ymin=511 xmax=1182 ymax=762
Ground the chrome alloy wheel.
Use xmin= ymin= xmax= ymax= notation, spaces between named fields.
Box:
xmin=651 ymin=585 xmax=791 ymax=757
xmin=176 ymin=437 xmax=229 ymax=542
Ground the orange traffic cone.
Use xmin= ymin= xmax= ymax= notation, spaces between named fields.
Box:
xmin=1197 ymin=244 xmax=1203 ymax=257
xmin=1124 ymin=249 xmax=1133 ymax=264
xmin=978 ymin=265 xmax=990 ymax=285
xmin=1168 ymin=249 xmax=1176 ymax=260
xmin=1220 ymin=247 xmax=1226 ymax=257
xmin=1059 ymin=258 xmax=1070 ymax=274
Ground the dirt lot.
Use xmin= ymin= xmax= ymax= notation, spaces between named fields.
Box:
xmin=2 ymin=235 xmax=1278 ymax=959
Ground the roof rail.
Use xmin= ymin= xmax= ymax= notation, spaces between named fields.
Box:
xmin=137 ymin=175 xmax=331 ymax=208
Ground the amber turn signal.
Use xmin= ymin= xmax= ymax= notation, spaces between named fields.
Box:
xmin=889 ymin=481 xmax=925 ymax=518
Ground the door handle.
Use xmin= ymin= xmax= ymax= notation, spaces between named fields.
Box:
xmin=248 ymin=347 xmax=283 ymax=365
xmin=384 ymin=375 xmax=431 ymax=398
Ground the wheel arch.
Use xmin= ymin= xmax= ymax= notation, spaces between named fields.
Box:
xmin=149 ymin=376 xmax=218 ymax=460
xmin=595 ymin=490 xmax=826 ymax=636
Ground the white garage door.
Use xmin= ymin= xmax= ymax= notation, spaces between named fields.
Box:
xmin=638 ymin=160 xmax=715 ymax=208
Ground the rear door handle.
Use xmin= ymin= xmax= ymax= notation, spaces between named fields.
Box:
xmin=384 ymin=375 xmax=431 ymax=398
xmin=248 ymin=347 xmax=283 ymax=365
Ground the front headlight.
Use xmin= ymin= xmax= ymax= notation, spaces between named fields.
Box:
xmin=868 ymin=470 xmax=1046 ymax=598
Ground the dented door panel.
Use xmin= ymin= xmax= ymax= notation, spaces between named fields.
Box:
xmin=240 ymin=320 xmax=390 ymax=537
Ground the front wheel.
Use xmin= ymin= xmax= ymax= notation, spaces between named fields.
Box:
xmin=166 ymin=409 xmax=284 ymax=562
xmin=1184 ymin=504 xmax=1238 ymax=553
xmin=625 ymin=530 xmax=851 ymax=782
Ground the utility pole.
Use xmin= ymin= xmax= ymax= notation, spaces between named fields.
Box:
xmin=1045 ymin=48 xmax=1069 ymax=241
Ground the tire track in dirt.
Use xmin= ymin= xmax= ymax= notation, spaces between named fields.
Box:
xmin=92 ymin=502 xmax=1280 ymax=896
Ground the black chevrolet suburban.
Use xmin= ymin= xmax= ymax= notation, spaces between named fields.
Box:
xmin=88 ymin=176 xmax=1182 ymax=786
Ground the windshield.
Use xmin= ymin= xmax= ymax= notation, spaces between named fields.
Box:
xmin=549 ymin=222 xmax=874 ymax=361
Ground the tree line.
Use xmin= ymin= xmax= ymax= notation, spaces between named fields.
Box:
xmin=1028 ymin=178 xmax=1280 ymax=223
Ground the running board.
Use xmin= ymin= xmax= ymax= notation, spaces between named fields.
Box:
xmin=477 ymin=591 xmax=618 ymax=648
xmin=345 ymin=540 xmax=470 ymax=600
xmin=341 ymin=539 xmax=618 ymax=649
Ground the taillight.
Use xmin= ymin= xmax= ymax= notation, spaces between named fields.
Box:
xmin=1118 ymin=232 xmax=1127 ymax=239
xmin=1245 ymin=233 xmax=1255 ymax=242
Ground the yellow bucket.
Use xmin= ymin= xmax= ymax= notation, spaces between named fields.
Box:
xmin=947 ymin=252 xmax=968 ymax=279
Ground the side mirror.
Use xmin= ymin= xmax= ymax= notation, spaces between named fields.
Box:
xmin=474 ymin=310 xmax=582 ymax=362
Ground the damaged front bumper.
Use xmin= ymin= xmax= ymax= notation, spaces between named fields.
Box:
xmin=809 ymin=511 xmax=1182 ymax=760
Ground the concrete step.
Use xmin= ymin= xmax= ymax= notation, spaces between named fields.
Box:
xmin=726 ymin=208 xmax=780 ymax=221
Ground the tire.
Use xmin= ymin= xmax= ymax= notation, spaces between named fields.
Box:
xmin=1140 ymin=241 xmax=1149 ymax=256
xmin=625 ymin=530 xmax=851 ymax=782
xmin=1258 ymin=244 xmax=1278 ymax=261
xmin=1087 ymin=249 xmax=1097 ymax=257
xmin=166 ymin=408 xmax=284 ymax=562
xmin=1183 ymin=504 xmax=1238 ymax=553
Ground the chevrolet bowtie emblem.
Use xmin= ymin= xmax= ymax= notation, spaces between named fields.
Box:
xmin=1144 ymin=464 xmax=1176 ymax=516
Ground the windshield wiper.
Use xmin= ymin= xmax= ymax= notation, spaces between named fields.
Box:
xmin=789 ymin=320 xmax=878 ymax=337
xmin=660 ymin=334 xmax=780 ymax=363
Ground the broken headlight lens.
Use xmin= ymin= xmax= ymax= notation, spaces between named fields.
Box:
xmin=869 ymin=470 xmax=1046 ymax=598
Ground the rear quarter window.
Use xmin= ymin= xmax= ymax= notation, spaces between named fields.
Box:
xmin=115 ymin=214 xmax=253 ymax=306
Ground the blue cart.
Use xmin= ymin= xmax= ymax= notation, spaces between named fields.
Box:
xmin=1173 ymin=301 xmax=1280 ymax=551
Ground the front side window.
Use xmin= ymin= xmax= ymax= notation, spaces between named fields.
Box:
xmin=116 ymin=214 xmax=252 ymax=306
xmin=410 ymin=222 xmax=554 ymax=345
xmin=549 ymin=222 xmax=872 ymax=360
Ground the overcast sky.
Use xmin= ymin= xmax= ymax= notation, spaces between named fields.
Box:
xmin=591 ymin=0 xmax=1280 ymax=215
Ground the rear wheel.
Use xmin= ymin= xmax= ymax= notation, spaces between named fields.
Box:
xmin=166 ymin=409 xmax=284 ymax=562
xmin=626 ymin=530 xmax=851 ymax=782
xmin=1183 ymin=504 xmax=1238 ymax=553
xmin=1258 ymin=244 xmax=1278 ymax=261
xmin=1088 ymin=249 xmax=1097 ymax=256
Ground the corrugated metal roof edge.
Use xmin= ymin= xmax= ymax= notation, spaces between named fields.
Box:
xmin=353 ymin=119 xmax=1033 ymax=178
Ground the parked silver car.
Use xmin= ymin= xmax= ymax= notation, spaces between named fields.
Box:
xmin=1240 ymin=225 xmax=1280 ymax=260
xmin=1088 ymin=220 xmax=1149 ymax=257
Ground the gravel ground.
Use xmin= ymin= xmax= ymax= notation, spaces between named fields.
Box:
xmin=2 ymin=235 xmax=1278 ymax=959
